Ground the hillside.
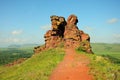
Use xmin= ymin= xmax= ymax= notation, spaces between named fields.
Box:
xmin=0 ymin=43 xmax=120 ymax=66
xmin=91 ymin=43 xmax=120 ymax=53
xmin=0 ymin=47 xmax=34 ymax=65
xmin=49 ymin=48 xmax=93 ymax=80
xmin=0 ymin=45 xmax=120 ymax=80
xmin=91 ymin=43 xmax=120 ymax=65
xmin=0 ymin=48 xmax=65 ymax=80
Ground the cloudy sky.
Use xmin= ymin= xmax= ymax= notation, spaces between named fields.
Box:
xmin=0 ymin=0 xmax=120 ymax=47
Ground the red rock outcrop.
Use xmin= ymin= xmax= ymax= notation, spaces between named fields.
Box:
xmin=64 ymin=15 xmax=81 ymax=48
xmin=34 ymin=15 xmax=66 ymax=53
xmin=44 ymin=15 xmax=66 ymax=48
xmin=64 ymin=15 xmax=92 ymax=53
xmin=34 ymin=14 xmax=93 ymax=53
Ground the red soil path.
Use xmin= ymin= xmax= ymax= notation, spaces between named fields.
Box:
xmin=49 ymin=48 xmax=93 ymax=80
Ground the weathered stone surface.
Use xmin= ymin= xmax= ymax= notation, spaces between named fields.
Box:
xmin=43 ymin=16 xmax=66 ymax=49
xmin=34 ymin=14 xmax=93 ymax=54
xmin=67 ymin=14 xmax=78 ymax=25
xmin=64 ymin=14 xmax=92 ymax=53
xmin=80 ymin=30 xmax=90 ymax=41
xmin=64 ymin=15 xmax=81 ymax=48
xmin=50 ymin=15 xmax=66 ymax=34
xmin=34 ymin=15 xmax=66 ymax=53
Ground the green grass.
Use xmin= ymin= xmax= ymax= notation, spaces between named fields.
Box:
xmin=87 ymin=53 xmax=120 ymax=80
xmin=76 ymin=43 xmax=120 ymax=80
xmin=91 ymin=43 xmax=120 ymax=65
xmin=0 ymin=48 xmax=65 ymax=80
xmin=0 ymin=47 xmax=34 ymax=65
xmin=0 ymin=43 xmax=120 ymax=80
xmin=91 ymin=43 xmax=120 ymax=53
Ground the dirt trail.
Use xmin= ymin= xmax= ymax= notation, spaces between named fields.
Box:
xmin=49 ymin=48 xmax=93 ymax=80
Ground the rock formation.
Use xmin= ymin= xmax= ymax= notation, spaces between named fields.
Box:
xmin=44 ymin=15 xmax=66 ymax=49
xmin=64 ymin=15 xmax=81 ymax=48
xmin=34 ymin=14 xmax=93 ymax=53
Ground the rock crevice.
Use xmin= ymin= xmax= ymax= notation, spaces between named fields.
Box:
xmin=34 ymin=14 xmax=93 ymax=53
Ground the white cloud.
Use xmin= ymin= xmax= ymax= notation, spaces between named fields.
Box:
xmin=40 ymin=24 xmax=51 ymax=30
xmin=113 ymin=34 xmax=120 ymax=39
xmin=107 ymin=18 xmax=118 ymax=24
xmin=11 ymin=30 xmax=23 ymax=35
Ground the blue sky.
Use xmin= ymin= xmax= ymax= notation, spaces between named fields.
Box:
xmin=0 ymin=0 xmax=120 ymax=47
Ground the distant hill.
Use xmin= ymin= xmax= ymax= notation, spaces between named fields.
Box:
xmin=8 ymin=44 xmax=21 ymax=48
xmin=8 ymin=44 xmax=40 ymax=48
xmin=91 ymin=43 xmax=120 ymax=52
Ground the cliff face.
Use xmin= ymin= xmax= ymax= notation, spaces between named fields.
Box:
xmin=34 ymin=14 xmax=93 ymax=53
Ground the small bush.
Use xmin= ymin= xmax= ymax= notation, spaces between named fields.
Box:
xmin=77 ymin=41 xmax=91 ymax=52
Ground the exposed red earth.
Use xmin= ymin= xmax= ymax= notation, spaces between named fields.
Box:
xmin=49 ymin=48 xmax=93 ymax=80
xmin=34 ymin=14 xmax=94 ymax=80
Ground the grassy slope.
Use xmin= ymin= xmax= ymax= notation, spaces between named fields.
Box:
xmin=76 ymin=50 xmax=120 ymax=80
xmin=0 ymin=43 xmax=120 ymax=80
xmin=0 ymin=48 xmax=65 ymax=80
xmin=77 ymin=43 xmax=120 ymax=80
xmin=91 ymin=43 xmax=120 ymax=54
xmin=91 ymin=43 xmax=120 ymax=65
xmin=88 ymin=54 xmax=120 ymax=80
xmin=0 ymin=47 xmax=34 ymax=65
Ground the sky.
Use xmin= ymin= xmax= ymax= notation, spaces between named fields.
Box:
xmin=0 ymin=0 xmax=120 ymax=47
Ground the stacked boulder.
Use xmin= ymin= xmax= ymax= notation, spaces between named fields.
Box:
xmin=44 ymin=15 xmax=66 ymax=48
xmin=64 ymin=15 xmax=92 ymax=53
xmin=34 ymin=14 xmax=93 ymax=53
xmin=64 ymin=15 xmax=81 ymax=48
xmin=34 ymin=15 xmax=66 ymax=53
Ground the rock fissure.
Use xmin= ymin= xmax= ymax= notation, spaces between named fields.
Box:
xmin=34 ymin=14 xmax=93 ymax=53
